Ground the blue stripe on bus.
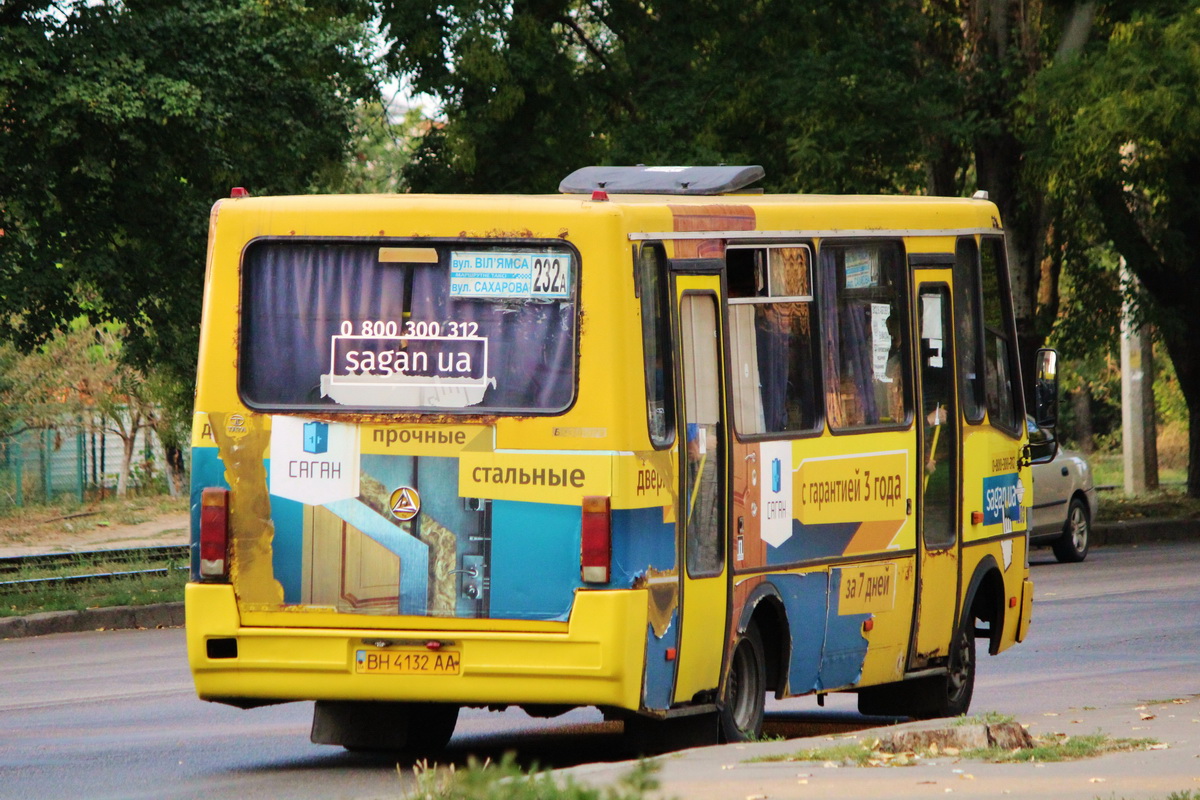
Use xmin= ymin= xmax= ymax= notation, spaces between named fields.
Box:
xmin=819 ymin=569 xmax=870 ymax=690
xmin=642 ymin=611 xmax=679 ymax=711
xmin=766 ymin=520 xmax=861 ymax=565
xmin=769 ymin=572 xmax=828 ymax=694
xmin=612 ymin=506 xmax=677 ymax=584
xmin=489 ymin=500 xmax=582 ymax=621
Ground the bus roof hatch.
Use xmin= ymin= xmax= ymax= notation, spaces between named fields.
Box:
xmin=559 ymin=165 xmax=765 ymax=196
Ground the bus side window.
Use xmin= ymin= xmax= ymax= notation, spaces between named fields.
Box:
xmin=727 ymin=246 xmax=821 ymax=436
xmin=818 ymin=242 xmax=910 ymax=430
xmin=954 ymin=238 xmax=985 ymax=422
xmin=980 ymin=238 xmax=1022 ymax=433
xmin=638 ymin=244 xmax=675 ymax=447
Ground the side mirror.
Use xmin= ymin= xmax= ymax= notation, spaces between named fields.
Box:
xmin=1034 ymin=348 xmax=1059 ymax=428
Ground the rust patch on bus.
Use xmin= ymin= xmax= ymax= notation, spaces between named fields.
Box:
xmin=635 ymin=568 xmax=679 ymax=639
xmin=668 ymin=203 xmax=756 ymax=259
xmin=209 ymin=411 xmax=284 ymax=606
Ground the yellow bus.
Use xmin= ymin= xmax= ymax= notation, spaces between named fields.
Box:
xmin=186 ymin=166 xmax=1054 ymax=751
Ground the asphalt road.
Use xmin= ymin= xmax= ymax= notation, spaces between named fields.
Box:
xmin=1 ymin=540 xmax=1197 ymax=799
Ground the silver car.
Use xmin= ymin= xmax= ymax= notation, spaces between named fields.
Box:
xmin=1028 ymin=416 xmax=1099 ymax=562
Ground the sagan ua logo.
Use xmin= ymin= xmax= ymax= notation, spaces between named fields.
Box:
xmin=389 ymin=486 xmax=421 ymax=521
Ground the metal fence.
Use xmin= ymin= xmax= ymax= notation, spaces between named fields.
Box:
xmin=0 ymin=420 xmax=174 ymax=508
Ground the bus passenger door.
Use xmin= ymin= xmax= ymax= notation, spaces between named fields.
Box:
xmin=672 ymin=284 xmax=729 ymax=704
xmin=911 ymin=284 xmax=960 ymax=668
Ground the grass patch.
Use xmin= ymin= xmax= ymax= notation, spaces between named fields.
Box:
xmin=0 ymin=493 xmax=187 ymax=545
xmin=951 ymin=711 xmax=1015 ymax=726
xmin=749 ymin=741 xmax=877 ymax=766
xmin=964 ymin=732 xmax=1156 ymax=763
xmin=1094 ymin=484 xmax=1200 ymax=523
xmin=1141 ymin=696 xmax=1196 ymax=707
xmin=407 ymin=753 xmax=664 ymax=799
xmin=0 ymin=558 xmax=186 ymax=617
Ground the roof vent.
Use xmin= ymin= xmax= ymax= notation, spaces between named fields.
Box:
xmin=972 ymin=189 xmax=989 ymax=200
xmin=559 ymin=165 xmax=765 ymax=196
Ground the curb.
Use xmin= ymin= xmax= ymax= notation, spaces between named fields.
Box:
xmin=1091 ymin=517 xmax=1200 ymax=545
xmin=0 ymin=602 xmax=184 ymax=640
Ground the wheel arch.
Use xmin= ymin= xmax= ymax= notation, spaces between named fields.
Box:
xmin=736 ymin=581 xmax=790 ymax=697
xmin=963 ymin=555 xmax=1006 ymax=656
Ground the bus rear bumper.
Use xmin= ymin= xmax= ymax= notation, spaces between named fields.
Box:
xmin=185 ymin=583 xmax=648 ymax=712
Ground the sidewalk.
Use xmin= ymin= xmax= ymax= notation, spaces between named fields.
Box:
xmin=563 ymin=698 xmax=1200 ymax=799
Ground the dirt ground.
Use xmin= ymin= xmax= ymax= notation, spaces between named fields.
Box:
xmin=0 ymin=504 xmax=189 ymax=558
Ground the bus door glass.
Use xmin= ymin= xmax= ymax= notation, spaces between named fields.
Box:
xmin=912 ymin=283 xmax=960 ymax=667
xmin=672 ymin=282 xmax=728 ymax=704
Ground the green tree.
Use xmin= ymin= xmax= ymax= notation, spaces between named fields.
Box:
xmin=1028 ymin=2 xmax=1200 ymax=494
xmin=0 ymin=0 xmax=378 ymax=385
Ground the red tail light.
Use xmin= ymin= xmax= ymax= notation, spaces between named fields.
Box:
xmin=199 ymin=487 xmax=230 ymax=580
xmin=580 ymin=495 xmax=612 ymax=584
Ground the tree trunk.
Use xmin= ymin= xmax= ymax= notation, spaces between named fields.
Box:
xmin=1158 ymin=330 xmax=1200 ymax=497
xmin=1071 ymin=387 xmax=1093 ymax=454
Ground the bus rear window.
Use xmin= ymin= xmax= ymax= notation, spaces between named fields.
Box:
xmin=238 ymin=240 xmax=578 ymax=413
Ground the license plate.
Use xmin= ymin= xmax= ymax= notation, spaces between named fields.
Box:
xmin=355 ymin=649 xmax=461 ymax=675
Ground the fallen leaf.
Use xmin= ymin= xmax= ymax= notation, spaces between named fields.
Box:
xmin=1089 ymin=778 xmax=1106 ymax=784
xmin=1140 ymin=713 xmax=1157 ymax=720
xmin=959 ymin=774 xmax=975 ymax=781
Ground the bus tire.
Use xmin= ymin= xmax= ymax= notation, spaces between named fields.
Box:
xmin=718 ymin=623 xmax=766 ymax=742
xmin=857 ymin=614 xmax=976 ymax=719
xmin=406 ymin=702 xmax=460 ymax=755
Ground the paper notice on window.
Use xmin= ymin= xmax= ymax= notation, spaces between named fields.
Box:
xmin=844 ymin=248 xmax=877 ymax=289
xmin=871 ymin=303 xmax=893 ymax=382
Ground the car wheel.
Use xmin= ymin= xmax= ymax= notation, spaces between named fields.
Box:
xmin=1052 ymin=496 xmax=1090 ymax=563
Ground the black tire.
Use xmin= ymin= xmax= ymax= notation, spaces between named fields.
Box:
xmin=405 ymin=702 xmax=459 ymax=756
xmin=857 ymin=614 xmax=975 ymax=719
xmin=1052 ymin=495 xmax=1090 ymax=563
xmin=935 ymin=616 xmax=976 ymax=717
xmin=718 ymin=623 xmax=766 ymax=742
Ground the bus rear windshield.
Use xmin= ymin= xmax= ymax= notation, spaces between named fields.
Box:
xmin=238 ymin=240 xmax=578 ymax=413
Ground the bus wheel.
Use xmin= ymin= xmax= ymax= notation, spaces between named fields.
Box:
xmin=857 ymin=615 xmax=975 ymax=719
xmin=718 ymin=623 xmax=766 ymax=742
xmin=407 ymin=703 xmax=460 ymax=755
xmin=938 ymin=617 xmax=976 ymax=717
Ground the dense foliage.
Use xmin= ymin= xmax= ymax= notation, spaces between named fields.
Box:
xmin=0 ymin=0 xmax=378 ymax=380
xmin=3 ymin=0 xmax=1200 ymax=492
